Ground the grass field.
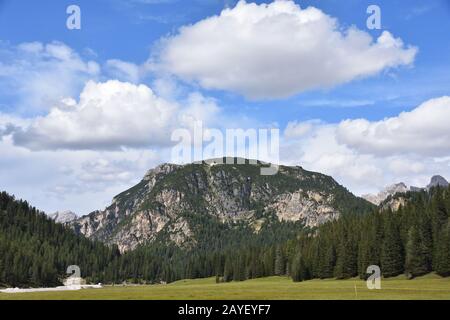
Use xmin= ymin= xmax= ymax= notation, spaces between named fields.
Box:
xmin=1 ymin=273 xmax=449 ymax=300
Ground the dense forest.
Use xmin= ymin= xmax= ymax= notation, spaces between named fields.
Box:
xmin=0 ymin=192 xmax=119 ymax=287
xmin=216 ymin=187 xmax=450 ymax=282
xmin=1 ymin=186 xmax=450 ymax=288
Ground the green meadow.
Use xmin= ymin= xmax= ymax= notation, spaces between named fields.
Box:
xmin=1 ymin=273 xmax=449 ymax=300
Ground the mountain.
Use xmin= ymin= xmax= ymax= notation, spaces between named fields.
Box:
xmin=48 ymin=210 xmax=77 ymax=224
xmin=2 ymin=177 xmax=448 ymax=288
xmin=71 ymin=158 xmax=374 ymax=252
xmin=427 ymin=175 xmax=449 ymax=189
xmin=287 ymin=184 xmax=450 ymax=281
xmin=363 ymin=176 xmax=450 ymax=206
xmin=410 ymin=175 xmax=449 ymax=192
xmin=362 ymin=183 xmax=409 ymax=205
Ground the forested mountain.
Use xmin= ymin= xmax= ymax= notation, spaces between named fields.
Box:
xmin=0 ymin=192 xmax=119 ymax=287
xmin=106 ymin=186 xmax=449 ymax=284
xmin=284 ymin=186 xmax=450 ymax=281
xmin=71 ymin=158 xmax=374 ymax=252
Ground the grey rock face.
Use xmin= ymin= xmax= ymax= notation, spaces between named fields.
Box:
xmin=268 ymin=190 xmax=339 ymax=226
xmin=48 ymin=211 xmax=78 ymax=224
xmin=366 ymin=175 xmax=449 ymax=211
xmin=70 ymin=159 xmax=369 ymax=252
xmin=427 ymin=175 xmax=449 ymax=189
xmin=362 ymin=183 xmax=408 ymax=205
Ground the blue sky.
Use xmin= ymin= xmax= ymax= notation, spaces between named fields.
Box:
xmin=2 ymin=0 xmax=450 ymax=121
xmin=1 ymin=0 xmax=450 ymax=214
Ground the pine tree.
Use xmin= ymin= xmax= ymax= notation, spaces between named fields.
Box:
xmin=405 ymin=226 xmax=428 ymax=278
xmin=274 ymin=246 xmax=285 ymax=276
xmin=435 ymin=222 xmax=450 ymax=277
xmin=381 ymin=214 xmax=404 ymax=277
xmin=291 ymin=253 xmax=307 ymax=282
xmin=335 ymin=233 xmax=357 ymax=279
xmin=319 ymin=245 xmax=335 ymax=279
xmin=358 ymin=234 xmax=371 ymax=279
xmin=223 ymin=258 xmax=233 ymax=282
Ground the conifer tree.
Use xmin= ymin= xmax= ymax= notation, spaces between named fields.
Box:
xmin=381 ymin=214 xmax=404 ymax=277
xmin=435 ymin=222 xmax=450 ymax=277
xmin=274 ymin=246 xmax=286 ymax=276
xmin=405 ymin=226 xmax=428 ymax=278
xmin=291 ymin=253 xmax=307 ymax=282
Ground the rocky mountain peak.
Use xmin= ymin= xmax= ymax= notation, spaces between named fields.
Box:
xmin=364 ymin=175 xmax=449 ymax=207
xmin=48 ymin=210 xmax=78 ymax=224
xmin=362 ymin=182 xmax=409 ymax=205
xmin=143 ymin=163 xmax=180 ymax=181
xmin=427 ymin=175 xmax=449 ymax=189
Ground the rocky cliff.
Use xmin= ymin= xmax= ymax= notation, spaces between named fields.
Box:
xmin=362 ymin=183 xmax=409 ymax=205
xmin=48 ymin=211 xmax=78 ymax=224
xmin=371 ymin=175 xmax=450 ymax=211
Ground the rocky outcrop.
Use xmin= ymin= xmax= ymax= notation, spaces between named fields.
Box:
xmin=48 ymin=211 xmax=77 ymax=224
xmin=268 ymin=190 xmax=339 ymax=227
xmin=364 ymin=176 xmax=450 ymax=206
xmin=71 ymin=159 xmax=373 ymax=252
xmin=369 ymin=175 xmax=449 ymax=212
xmin=381 ymin=196 xmax=408 ymax=212
xmin=427 ymin=175 xmax=449 ymax=189
xmin=363 ymin=183 xmax=408 ymax=205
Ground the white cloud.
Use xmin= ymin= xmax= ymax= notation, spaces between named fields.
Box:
xmin=157 ymin=0 xmax=417 ymax=99
xmin=0 ymin=41 xmax=100 ymax=112
xmin=4 ymin=80 xmax=222 ymax=151
xmin=9 ymin=80 xmax=174 ymax=150
xmin=337 ymin=96 xmax=450 ymax=157
xmin=0 ymin=134 xmax=163 ymax=214
xmin=106 ymin=59 xmax=141 ymax=83
xmin=282 ymin=97 xmax=450 ymax=195
xmin=0 ymin=40 xmax=227 ymax=214
xmin=282 ymin=124 xmax=385 ymax=192
xmin=284 ymin=120 xmax=318 ymax=139
xmin=179 ymin=92 xmax=221 ymax=127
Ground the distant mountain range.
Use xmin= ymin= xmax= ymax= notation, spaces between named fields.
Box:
xmin=69 ymin=158 xmax=373 ymax=252
xmin=362 ymin=175 xmax=449 ymax=205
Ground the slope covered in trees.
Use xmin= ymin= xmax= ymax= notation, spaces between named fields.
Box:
xmin=284 ymin=186 xmax=450 ymax=281
xmin=0 ymin=192 xmax=119 ymax=287
xmin=100 ymin=186 xmax=450 ymax=284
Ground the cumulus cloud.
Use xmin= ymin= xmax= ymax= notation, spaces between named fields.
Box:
xmin=0 ymin=41 xmax=100 ymax=112
xmin=106 ymin=59 xmax=141 ymax=83
xmin=157 ymin=0 xmax=417 ymax=99
xmin=284 ymin=120 xmax=319 ymax=139
xmin=9 ymin=80 xmax=175 ymax=150
xmin=0 ymin=134 xmax=163 ymax=214
xmin=282 ymin=97 xmax=450 ymax=195
xmin=337 ymin=96 xmax=450 ymax=157
xmin=282 ymin=123 xmax=385 ymax=192
xmin=4 ymin=80 xmax=221 ymax=151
